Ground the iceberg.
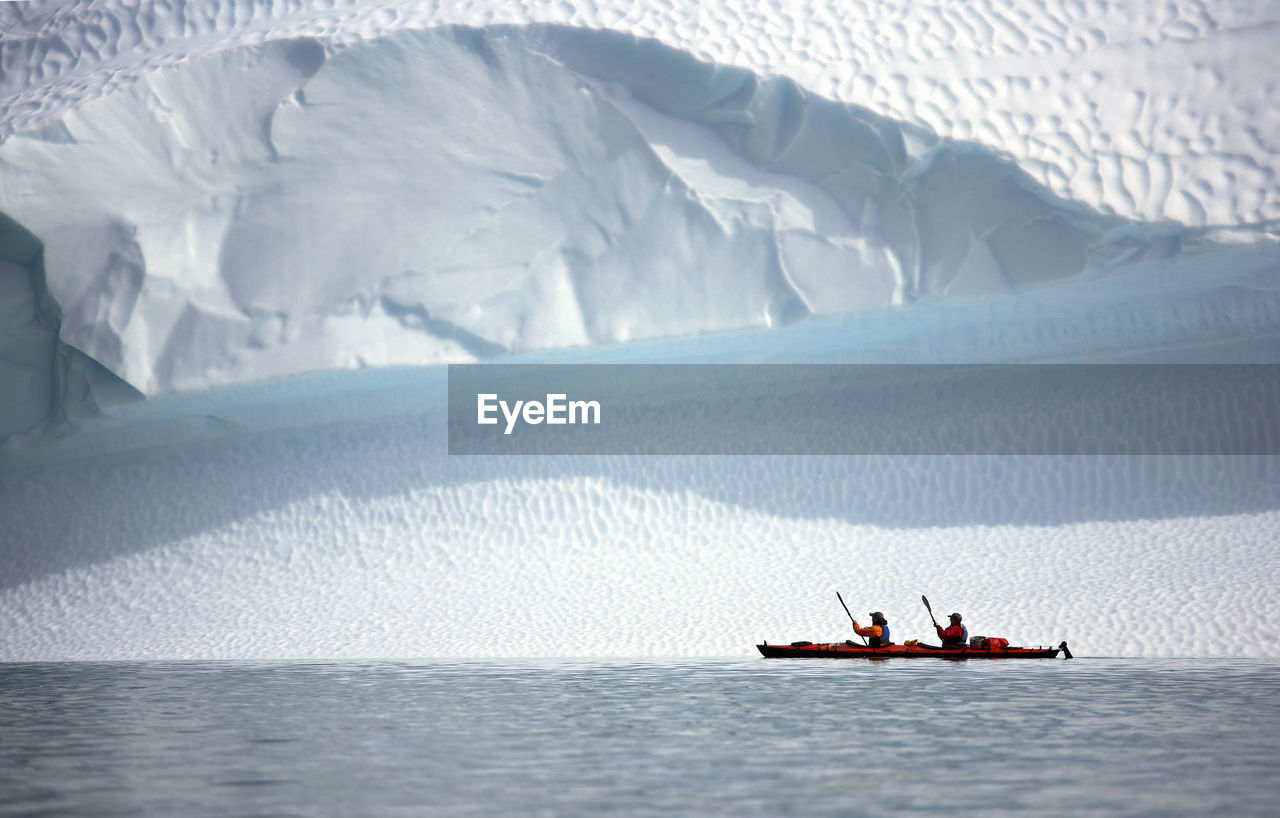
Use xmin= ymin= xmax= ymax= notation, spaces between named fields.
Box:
xmin=0 ymin=0 xmax=1277 ymax=660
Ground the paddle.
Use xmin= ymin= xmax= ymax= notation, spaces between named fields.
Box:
xmin=836 ymin=591 xmax=868 ymax=646
xmin=922 ymin=594 xmax=939 ymax=628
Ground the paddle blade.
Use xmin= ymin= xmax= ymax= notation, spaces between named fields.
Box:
xmin=922 ymin=595 xmax=938 ymax=626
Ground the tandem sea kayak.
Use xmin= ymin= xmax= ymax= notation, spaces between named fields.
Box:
xmin=757 ymin=640 xmax=1071 ymax=660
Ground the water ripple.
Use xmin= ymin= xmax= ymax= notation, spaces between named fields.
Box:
xmin=0 ymin=659 xmax=1276 ymax=816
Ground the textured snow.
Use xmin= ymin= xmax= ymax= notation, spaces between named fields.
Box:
xmin=3 ymin=403 xmax=1278 ymax=660
xmin=0 ymin=0 xmax=1278 ymax=660
xmin=4 ymin=1 xmax=1279 ymax=226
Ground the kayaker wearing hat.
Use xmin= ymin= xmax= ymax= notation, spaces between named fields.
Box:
xmin=936 ymin=612 xmax=969 ymax=647
xmin=850 ymin=611 xmax=892 ymax=647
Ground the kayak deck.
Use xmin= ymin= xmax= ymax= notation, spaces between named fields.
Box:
xmin=757 ymin=640 xmax=1070 ymax=659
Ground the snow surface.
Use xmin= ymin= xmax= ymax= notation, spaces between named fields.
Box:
xmin=0 ymin=0 xmax=1278 ymax=659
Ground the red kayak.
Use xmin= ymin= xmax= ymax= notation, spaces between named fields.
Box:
xmin=757 ymin=640 xmax=1071 ymax=660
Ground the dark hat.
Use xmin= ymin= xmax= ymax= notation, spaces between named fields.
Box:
xmin=949 ymin=612 xmax=963 ymax=622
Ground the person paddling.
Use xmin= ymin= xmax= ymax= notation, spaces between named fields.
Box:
xmin=936 ymin=612 xmax=969 ymax=647
xmin=850 ymin=611 xmax=892 ymax=647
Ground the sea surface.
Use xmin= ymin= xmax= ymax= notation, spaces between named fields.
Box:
xmin=1 ymin=657 xmax=1277 ymax=816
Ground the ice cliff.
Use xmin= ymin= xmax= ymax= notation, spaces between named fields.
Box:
xmin=2 ymin=18 xmax=1277 ymax=442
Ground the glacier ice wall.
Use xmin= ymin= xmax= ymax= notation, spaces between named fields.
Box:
xmin=0 ymin=25 xmax=1201 ymax=409
xmin=3 ymin=23 xmax=1276 ymax=442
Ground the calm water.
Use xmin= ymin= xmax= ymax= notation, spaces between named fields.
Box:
xmin=1 ymin=658 xmax=1277 ymax=816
